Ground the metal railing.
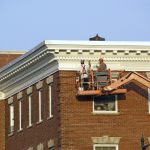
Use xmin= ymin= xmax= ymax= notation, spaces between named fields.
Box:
xmin=76 ymin=70 xmax=123 ymax=92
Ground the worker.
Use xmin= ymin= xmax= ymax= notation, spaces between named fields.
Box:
xmin=80 ymin=60 xmax=89 ymax=90
xmin=95 ymin=58 xmax=108 ymax=89
xmin=80 ymin=60 xmax=87 ymax=74
xmin=96 ymin=58 xmax=107 ymax=71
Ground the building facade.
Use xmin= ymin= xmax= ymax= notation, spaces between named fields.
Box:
xmin=0 ymin=41 xmax=150 ymax=150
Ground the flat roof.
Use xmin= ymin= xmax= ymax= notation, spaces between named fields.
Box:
xmin=44 ymin=40 xmax=150 ymax=46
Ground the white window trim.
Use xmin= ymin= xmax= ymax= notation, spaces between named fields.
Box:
xmin=38 ymin=90 xmax=42 ymax=122
xmin=18 ymin=100 xmax=23 ymax=130
xmin=148 ymin=88 xmax=150 ymax=113
xmin=49 ymin=85 xmax=53 ymax=118
xmin=9 ymin=104 xmax=14 ymax=133
xmin=93 ymin=144 xmax=118 ymax=150
xmin=93 ymin=95 xmax=118 ymax=114
xmin=28 ymin=94 xmax=32 ymax=126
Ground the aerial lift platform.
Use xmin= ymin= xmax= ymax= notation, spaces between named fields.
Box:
xmin=76 ymin=61 xmax=150 ymax=96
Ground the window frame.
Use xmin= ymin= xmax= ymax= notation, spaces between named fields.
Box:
xmin=93 ymin=95 xmax=118 ymax=114
xmin=9 ymin=104 xmax=14 ymax=133
xmin=18 ymin=99 xmax=23 ymax=131
xmin=48 ymin=84 xmax=53 ymax=118
xmin=93 ymin=144 xmax=118 ymax=150
xmin=38 ymin=89 xmax=42 ymax=122
xmin=28 ymin=94 xmax=32 ymax=126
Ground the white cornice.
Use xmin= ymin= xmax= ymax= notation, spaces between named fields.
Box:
xmin=0 ymin=50 xmax=48 ymax=81
xmin=1 ymin=40 xmax=150 ymax=74
xmin=0 ymin=40 xmax=150 ymax=100
xmin=0 ymin=53 xmax=58 ymax=99
xmin=56 ymin=56 xmax=150 ymax=61
xmin=46 ymin=41 xmax=150 ymax=51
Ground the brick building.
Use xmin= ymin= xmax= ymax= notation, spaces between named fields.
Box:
xmin=0 ymin=40 xmax=150 ymax=150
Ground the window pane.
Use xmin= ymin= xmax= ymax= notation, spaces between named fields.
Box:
xmin=94 ymin=95 xmax=116 ymax=111
xmin=19 ymin=100 xmax=22 ymax=130
xmin=38 ymin=90 xmax=42 ymax=122
xmin=49 ymin=85 xmax=53 ymax=117
xmin=28 ymin=95 xmax=32 ymax=126
xmin=10 ymin=104 xmax=14 ymax=132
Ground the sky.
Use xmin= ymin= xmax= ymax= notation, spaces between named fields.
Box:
xmin=0 ymin=0 xmax=150 ymax=50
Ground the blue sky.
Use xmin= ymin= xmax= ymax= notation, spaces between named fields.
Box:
xmin=0 ymin=0 xmax=150 ymax=50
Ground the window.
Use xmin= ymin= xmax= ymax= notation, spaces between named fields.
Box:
xmin=9 ymin=104 xmax=14 ymax=133
xmin=37 ymin=143 xmax=43 ymax=150
xmin=38 ymin=90 xmax=42 ymax=122
xmin=48 ymin=84 xmax=53 ymax=118
xmin=18 ymin=100 xmax=23 ymax=130
xmin=47 ymin=139 xmax=55 ymax=150
xmin=28 ymin=94 xmax=32 ymax=126
xmin=93 ymin=95 xmax=118 ymax=113
xmin=94 ymin=144 xmax=118 ymax=150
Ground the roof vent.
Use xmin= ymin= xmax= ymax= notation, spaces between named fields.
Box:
xmin=89 ymin=34 xmax=105 ymax=41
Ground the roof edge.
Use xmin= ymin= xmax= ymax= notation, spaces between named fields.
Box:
xmin=44 ymin=40 xmax=150 ymax=46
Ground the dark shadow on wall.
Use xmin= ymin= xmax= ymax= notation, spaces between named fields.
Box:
xmin=124 ymin=82 xmax=148 ymax=100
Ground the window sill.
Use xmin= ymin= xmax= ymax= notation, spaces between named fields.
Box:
xmin=37 ymin=120 xmax=43 ymax=125
xmin=92 ymin=112 xmax=120 ymax=115
xmin=8 ymin=132 xmax=14 ymax=137
xmin=27 ymin=124 xmax=33 ymax=129
xmin=17 ymin=129 xmax=23 ymax=133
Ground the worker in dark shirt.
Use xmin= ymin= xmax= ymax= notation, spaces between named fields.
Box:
xmin=95 ymin=58 xmax=108 ymax=88
xmin=97 ymin=58 xmax=107 ymax=71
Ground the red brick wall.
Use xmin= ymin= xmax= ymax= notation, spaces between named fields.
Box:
xmin=0 ymin=100 xmax=5 ymax=150
xmin=0 ymin=54 xmax=21 ymax=150
xmin=59 ymin=71 xmax=150 ymax=150
xmin=4 ymin=70 xmax=150 ymax=150
xmin=5 ymin=72 xmax=61 ymax=150
xmin=0 ymin=54 xmax=22 ymax=68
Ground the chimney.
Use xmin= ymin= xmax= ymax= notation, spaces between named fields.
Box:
xmin=89 ymin=34 xmax=105 ymax=41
